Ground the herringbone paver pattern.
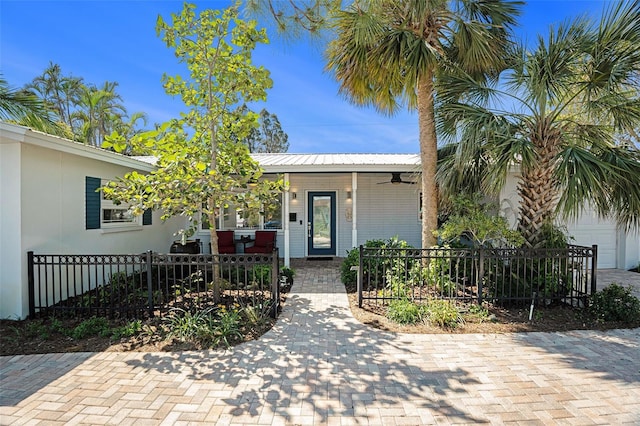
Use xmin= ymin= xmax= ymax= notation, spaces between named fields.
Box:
xmin=1 ymin=263 xmax=639 ymax=425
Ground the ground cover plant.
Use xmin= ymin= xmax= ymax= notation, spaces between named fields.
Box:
xmin=345 ymin=281 xmax=640 ymax=335
xmin=0 ymin=294 xmax=286 ymax=355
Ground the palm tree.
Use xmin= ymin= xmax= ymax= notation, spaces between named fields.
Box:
xmin=27 ymin=62 xmax=83 ymax=133
xmin=74 ymin=82 xmax=126 ymax=146
xmin=0 ymin=75 xmax=66 ymax=135
xmin=437 ymin=0 xmax=640 ymax=247
xmin=326 ymin=0 xmax=522 ymax=248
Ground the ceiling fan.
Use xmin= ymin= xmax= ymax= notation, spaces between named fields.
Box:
xmin=377 ymin=172 xmax=416 ymax=185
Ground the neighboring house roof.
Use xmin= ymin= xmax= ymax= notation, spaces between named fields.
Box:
xmin=252 ymin=153 xmax=421 ymax=173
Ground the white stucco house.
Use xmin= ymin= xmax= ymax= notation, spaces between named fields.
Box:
xmin=0 ymin=122 xmax=186 ymax=319
xmin=193 ymin=152 xmax=640 ymax=271
xmin=2 ymin=122 xmax=638 ymax=318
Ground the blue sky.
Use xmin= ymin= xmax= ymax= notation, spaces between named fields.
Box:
xmin=1 ymin=1 xmax=609 ymax=153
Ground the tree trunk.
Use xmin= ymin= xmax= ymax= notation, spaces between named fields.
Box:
xmin=416 ymin=72 xmax=438 ymax=249
xmin=517 ymin=124 xmax=561 ymax=247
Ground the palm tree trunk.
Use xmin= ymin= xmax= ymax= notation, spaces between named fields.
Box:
xmin=417 ymin=72 xmax=438 ymax=249
xmin=517 ymin=126 xmax=561 ymax=247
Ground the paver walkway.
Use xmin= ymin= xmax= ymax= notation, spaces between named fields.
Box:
xmin=1 ymin=263 xmax=639 ymax=425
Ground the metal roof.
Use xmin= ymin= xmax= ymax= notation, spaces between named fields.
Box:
xmin=251 ymin=153 xmax=421 ymax=173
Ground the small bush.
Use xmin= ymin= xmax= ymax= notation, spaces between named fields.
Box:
xmin=162 ymin=306 xmax=244 ymax=348
xmin=111 ymin=320 xmax=142 ymax=340
xmin=25 ymin=321 xmax=50 ymax=340
xmin=163 ymin=308 xmax=214 ymax=342
xmin=280 ymin=267 xmax=295 ymax=286
xmin=71 ymin=317 xmax=111 ymax=340
xmin=589 ymin=284 xmax=640 ymax=323
xmin=214 ymin=308 xmax=242 ymax=347
xmin=250 ymin=265 xmax=272 ymax=285
xmin=423 ymin=299 xmax=462 ymax=328
xmin=387 ymin=299 xmax=423 ymax=324
xmin=466 ymin=303 xmax=490 ymax=322
xmin=341 ymin=239 xmax=386 ymax=285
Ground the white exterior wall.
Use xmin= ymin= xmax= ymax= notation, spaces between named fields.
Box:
xmin=355 ymin=173 xmax=422 ymax=248
xmin=0 ymin=125 xmax=185 ymax=319
xmin=0 ymin=141 xmax=23 ymax=320
xmin=284 ymin=172 xmax=421 ymax=258
xmin=501 ymin=170 xmax=640 ymax=269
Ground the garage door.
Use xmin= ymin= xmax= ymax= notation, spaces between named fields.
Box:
xmin=566 ymin=210 xmax=617 ymax=269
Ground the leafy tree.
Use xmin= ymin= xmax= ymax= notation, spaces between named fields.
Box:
xmin=325 ymin=0 xmax=522 ymax=249
xmin=113 ymin=111 xmax=149 ymax=154
xmin=244 ymin=0 xmax=340 ymax=37
xmin=244 ymin=108 xmax=289 ymax=152
xmin=437 ymin=0 xmax=640 ymax=247
xmin=102 ymin=2 xmax=283 ymax=256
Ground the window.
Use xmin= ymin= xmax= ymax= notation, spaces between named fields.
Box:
xmin=201 ymin=206 xmax=227 ymax=230
xmin=236 ymin=193 xmax=282 ymax=230
xmin=100 ymin=179 xmax=141 ymax=228
xmin=85 ymin=176 xmax=151 ymax=230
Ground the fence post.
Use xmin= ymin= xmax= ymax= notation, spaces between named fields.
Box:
xmin=28 ymin=251 xmax=36 ymax=319
xmin=477 ymin=248 xmax=484 ymax=305
xmin=271 ymin=248 xmax=280 ymax=318
xmin=357 ymin=245 xmax=364 ymax=308
xmin=146 ymin=250 xmax=154 ymax=317
xmin=590 ymin=245 xmax=598 ymax=296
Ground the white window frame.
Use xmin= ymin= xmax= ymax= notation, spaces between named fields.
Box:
xmin=235 ymin=193 xmax=283 ymax=230
xmin=100 ymin=180 xmax=142 ymax=231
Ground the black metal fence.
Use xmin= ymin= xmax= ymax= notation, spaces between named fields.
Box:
xmin=357 ymin=245 xmax=597 ymax=307
xmin=28 ymin=250 xmax=280 ymax=319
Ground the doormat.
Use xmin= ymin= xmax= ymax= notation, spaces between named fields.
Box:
xmin=307 ymin=257 xmax=334 ymax=261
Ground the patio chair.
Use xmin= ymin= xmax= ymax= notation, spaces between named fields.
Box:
xmin=245 ymin=230 xmax=276 ymax=254
xmin=217 ymin=230 xmax=236 ymax=254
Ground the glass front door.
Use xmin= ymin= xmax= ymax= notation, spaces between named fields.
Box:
xmin=307 ymin=192 xmax=336 ymax=256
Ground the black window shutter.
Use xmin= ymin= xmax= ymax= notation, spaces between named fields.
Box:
xmin=85 ymin=177 xmax=101 ymax=229
xmin=143 ymin=208 xmax=152 ymax=226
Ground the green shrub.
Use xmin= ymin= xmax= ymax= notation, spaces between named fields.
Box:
xmin=280 ymin=267 xmax=295 ymax=286
xmin=387 ymin=299 xmax=423 ymax=324
xmin=436 ymin=194 xmax=524 ymax=248
xmin=71 ymin=317 xmax=111 ymax=340
xmin=25 ymin=321 xmax=50 ymax=340
xmin=163 ymin=308 xmax=214 ymax=342
xmin=111 ymin=320 xmax=142 ymax=340
xmin=424 ymin=246 xmax=458 ymax=295
xmin=466 ymin=303 xmax=490 ymax=321
xmin=589 ymin=283 xmax=640 ymax=323
xmin=214 ymin=309 xmax=242 ymax=347
xmin=249 ymin=265 xmax=272 ymax=285
xmin=162 ymin=306 xmax=244 ymax=348
xmin=423 ymin=299 xmax=462 ymax=328
xmin=241 ymin=302 xmax=273 ymax=327
xmin=341 ymin=239 xmax=386 ymax=285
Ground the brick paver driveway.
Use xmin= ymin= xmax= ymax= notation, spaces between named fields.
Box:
xmin=1 ymin=264 xmax=639 ymax=425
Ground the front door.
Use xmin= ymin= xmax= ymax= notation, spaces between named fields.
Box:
xmin=307 ymin=192 xmax=336 ymax=256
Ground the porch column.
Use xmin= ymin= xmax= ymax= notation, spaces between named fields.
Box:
xmin=283 ymin=173 xmax=291 ymax=267
xmin=351 ymin=172 xmax=358 ymax=249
